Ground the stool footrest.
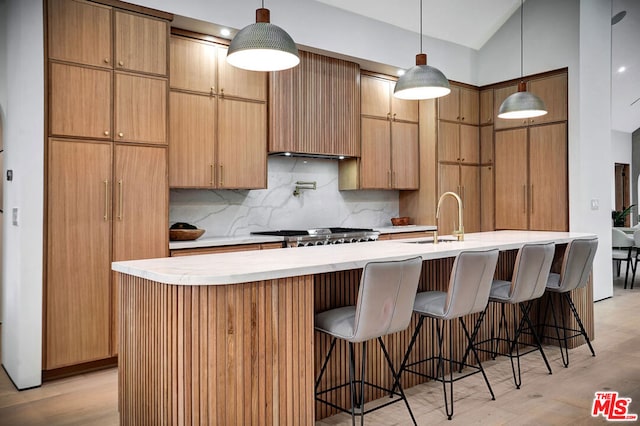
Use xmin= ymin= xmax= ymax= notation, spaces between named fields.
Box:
xmin=403 ymin=357 xmax=486 ymax=384
xmin=316 ymin=380 xmax=407 ymax=417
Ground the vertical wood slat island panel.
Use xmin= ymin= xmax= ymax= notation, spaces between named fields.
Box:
xmin=118 ymin=274 xmax=315 ymax=425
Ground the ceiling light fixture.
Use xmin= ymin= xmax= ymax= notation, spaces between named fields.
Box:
xmin=498 ymin=0 xmax=547 ymax=119
xmin=617 ymin=66 xmax=626 ymax=73
xmin=220 ymin=28 xmax=231 ymax=37
xmin=227 ymin=0 xmax=299 ymax=72
xmin=393 ymin=0 xmax=450 ymax=100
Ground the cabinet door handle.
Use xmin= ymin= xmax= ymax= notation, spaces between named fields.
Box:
xmin=392 ymin=171 xmax=396 ymax=187
xmin=118 ymin=60 xmax=124 ymax=67
xmin=210 ymin=87 xmax=215 ymax=96
xmin=523 ymin=185 xmax=527 ymax=214
xmin=103 ymin=58 xmax=110 ymax=64
xmin=104 ymin=130 xmax=110 ymax=137
xmin=388 ymin=170 xmax=392 ymax=187
xmin=530 ymin=184 xmax=534 ymax=214
xmin=118 ymin=180 xmax=123 ymax=221
xmin=118 ymin=132 xmax=124 ymax=138
xmin=220 ymin=88 xmax=224 ymax=98
xmin=461 ymin=116 xmax=465 ymax=121
xmin=210 ymin=164 xmax=214 ymax=186
xmin=387 ymin=112 xmax=391 ymax=121
xmin=219 ymin=165 xmax=224 ymax=186
xmin=103 ymin=180 xmax=109 ymax=221
xmin=392 ymin=113 xmax=397 ymax=121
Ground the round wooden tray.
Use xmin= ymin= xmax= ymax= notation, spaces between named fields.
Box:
xmin=169 ymin=228 xmax=205 ymax=241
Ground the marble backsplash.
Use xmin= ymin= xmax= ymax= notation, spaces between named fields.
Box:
xmin=170 ymin=156 xmax=399 ymax=236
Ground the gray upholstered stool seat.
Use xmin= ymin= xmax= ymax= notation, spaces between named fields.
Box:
xmin=396 ymin=249 xmax=499 ymax=420
xmin=462 ymin=242 xmax=555 ymax=389
xmin=540 ymin=237 xmax=598 ymax=367
xmin=314 ymin=256 xmax=423 ymax=426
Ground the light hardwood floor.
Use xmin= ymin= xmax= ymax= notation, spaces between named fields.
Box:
xmin=1 ymin=274 xmax=638 ymax=425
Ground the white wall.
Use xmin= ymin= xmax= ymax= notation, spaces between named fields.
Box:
xmin=128 ymin=0 xmax=479 ymax=84
xmin=610 ymin=130 xmax=633 ymax=211
xmin=0 ymin=0 xmax=7 ymax=325
xmin=1 ymin=0 xmax=44 ymax=389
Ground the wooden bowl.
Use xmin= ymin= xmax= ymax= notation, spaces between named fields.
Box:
xmin=391 ymin=217 xmax=410 ymax=226
xmin=169 ymin=228 xmax=205 ymax=241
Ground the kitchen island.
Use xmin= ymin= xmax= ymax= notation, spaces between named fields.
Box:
xmin=113 ymin=231 xmax=596 ymax=425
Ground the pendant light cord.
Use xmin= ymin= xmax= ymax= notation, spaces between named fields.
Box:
xmin=420 ymin=0 xmax=423 ymax=53
xmin=520 ymin=0 xmax=523 ymax=78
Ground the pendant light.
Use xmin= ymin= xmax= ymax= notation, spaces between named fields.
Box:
xmin=393 ymin=0 xmax=450 ymax=100
xmin=227 ymin=1 xmax=299 ymax=72
xmin=497 ymin=0 xmax=547 ymax=119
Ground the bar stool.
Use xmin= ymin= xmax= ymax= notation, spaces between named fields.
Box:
xmin=463 ymin=242 xmax=555 ymax=389
xmin=315 ymin=256 xmax=423 ymax=426
xmin=612 ymin=228 xmax=634 ymax=288
xmin=396 ymin=249 xmax=499 ymax=420
xmin=541 ymin=237 xmax=598 ymax=367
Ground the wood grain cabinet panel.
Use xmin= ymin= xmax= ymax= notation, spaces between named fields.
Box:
xmin=495 ymin=128 xmax=529 ymax=230
xmin=269 ymin=50 xmax=360 ymax=156
xmin=47 ymin=0 xmax=112 ymax=68
xmin=438 ymin=86 xmax=460 ymax=122
xmin=391 ymin=82 xmax=419 ymax=122
xmin=169 ymin=35 xmax=217 ymax=93
xmin=218 ymin=98 xmax=267 ymax=189
xmin=169 ymin=91 xmax=216 ymax=187
xmin=480 ymin=125 xmax=494 ymax=164
xmin=461 ymin=164 xmax=481 ymax=232
xmin=459 ymin=124 xmax=479 ymax=164
xmin=437 ymin=121 xmax=459 ymax=163
xmin=438 ymin=85 xmax=478 ymax=125
xmin=46 ymin=139 xmax=112 ymax=369
xmin=217 ymin=46 xmax=267 ymax=101
xmin=49 ymin=62 xmax=111 ymax=139
xmin=529 ymin=123 xmax=568 ymax=231
xmin=359 ymin=117 xmax=391 ymax=189
xmin=115 ymin=72 xmax=167 ymax=145
xmin=480 ymin=165 xmax=494 ymax=231
xmin=493 ymin=84 xmax=520 ymax=130
xmin=494 ymin=123 xmax=567 ymax=232
xmin=479 ymin=89 xmax=494 ymax=125
xmin=437 ymin=164 xmax=460 ymax=235
xmin=361 ymin=75 xmax=391 ymax=117
xmin=459 ymin=87 xmax=479 ymax=125
xmin=528 ymin=73 xmax=568 ymax=125
xmin=114 ymin=10 xmax=167 ymax=76
xmin=391 ymin=121 xmax=419 ymax=189
xmin=112 ymin=144 xmax=168 ymax=262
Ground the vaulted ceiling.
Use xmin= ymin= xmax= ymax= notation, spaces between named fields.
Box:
xmin=316 ymin=0 xmax=639 ymax=133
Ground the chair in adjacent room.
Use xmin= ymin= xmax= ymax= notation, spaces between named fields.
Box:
xmin=612 ymin=228 xmax=634 ymax=289
xmin=629 ymin=229 xmax=640 ymax=289
xmin=395 ymin=249 xmax=499 ymax=420
xmin=462 ymin=242 xmax=555 ymax=389
xmin=541 ymin=237 xmax=598 ymax=367
xmin=314 ymin=256 xmax=423 ymax=426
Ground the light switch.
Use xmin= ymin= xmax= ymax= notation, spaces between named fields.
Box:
xmin=12 ymin=207 xmax=18 ymax=226
xmin=590 ymin=199 xmax=599 ymax=210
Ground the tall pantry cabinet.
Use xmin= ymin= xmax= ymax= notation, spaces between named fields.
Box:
xmin=45 ymin=0 xmax=170 ymax=371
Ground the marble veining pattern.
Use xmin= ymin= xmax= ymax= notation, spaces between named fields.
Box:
xmin=170 ymin=157 xmax=399 ymax=237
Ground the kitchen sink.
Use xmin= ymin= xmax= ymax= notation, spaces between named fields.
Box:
xmin=404 ymin=237 xmax=458 ymax=244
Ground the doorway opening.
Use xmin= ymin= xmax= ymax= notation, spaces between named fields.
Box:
xmin=614 ymin=163 xmax=631 ymax=226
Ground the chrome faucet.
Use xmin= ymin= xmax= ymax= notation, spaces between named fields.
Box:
xmin=436 ymin=191 xmax=464 ymax=242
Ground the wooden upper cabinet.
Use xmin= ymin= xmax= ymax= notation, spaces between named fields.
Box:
xmin=169 ymin=91 xmax=217 ymax=188
xmin=361 ymin=75 xmax=391 ymax=118
xmin=390 ymin=83 xmax=419 ymax=122
xmin=460 ymin=165 xmax=480 ymax=232
xmin=218 ymin=98 xmax=267 ymax=189
xmin=48 ymin=0 xmax=112 ymax=68
xmin=391 ymin=122 xmax=419 ymax=189
xmin=480 ymin=125 xmax=493 ymax=164
xmin=438 ymin=85 xmax=478 ymax=125
xmin=438 ymin=121 xmax=459 ymax=163
xmin=528 ymin=73 xmax=567 ymax=125
xmin=112 ymin=144 xmax=168 ymax=262
xmin=360 ymin=117 xmax=391 ymax=189
xmin=479 ymin=89 xmax=494 ymax=125
xmin=437 ymin=164 xmax=460 ymax=235
xmin=170 ymin=36 xmax=217 ymax=93
xmin=493 ymin=84 xmax=520 ymax=130
xmin=115 ymin=11 xmax=167 ymax=76
xmin=217 ymin=47 xmax=267 ymax=101
xmin=480 ymin=166 xmax=494 ymax=231
xmin=115 ymin=73 xmax=167 ymax=144
xmin=49 ymin=62 xmax=111 ymax=139
xmin=459 ymin=124 xmax=479 ymax=164
xmin=269 ymin=50 xmax=359 ymax=156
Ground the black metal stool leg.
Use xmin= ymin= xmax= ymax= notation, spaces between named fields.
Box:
xmin=565 ymin=293 xmax=596 ymax=357
xmin=392 ymin=316 xmax=425 ymax=395
xmin=379 ymin=337 xmax=418 ymax=426
xmin=315 ymin=337 xmax=337 ymax=392
xmin=459 ymin=316 xmax=495 ymax=401
xmin=520 ymin=301 xmax=553 ymax=375
xmin=548 ymin=294 xmax=570 ymax=367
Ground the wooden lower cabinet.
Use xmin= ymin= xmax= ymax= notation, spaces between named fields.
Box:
xmin=46 ymin=139 xmax=112 ymax=369
xmin=45 ymin=140 xmax=168 ymax=368
xmin=480 ymin=165 xmax=495 ymax=231
xmin=494 ymin=123 xmax=567 ymax=231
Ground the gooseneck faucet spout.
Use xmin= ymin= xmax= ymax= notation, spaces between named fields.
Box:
xmin=436 ymin=191 xmax=464 ymax=241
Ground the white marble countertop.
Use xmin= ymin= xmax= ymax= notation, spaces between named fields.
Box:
xmin=168 ymin=225 xmax=437 ymax=250
xmin=115 ymin=230 xmax=595 ymax=286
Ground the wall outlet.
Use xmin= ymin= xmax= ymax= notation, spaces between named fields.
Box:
xmin=590 ymin=199 xmax=599 ymax=210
